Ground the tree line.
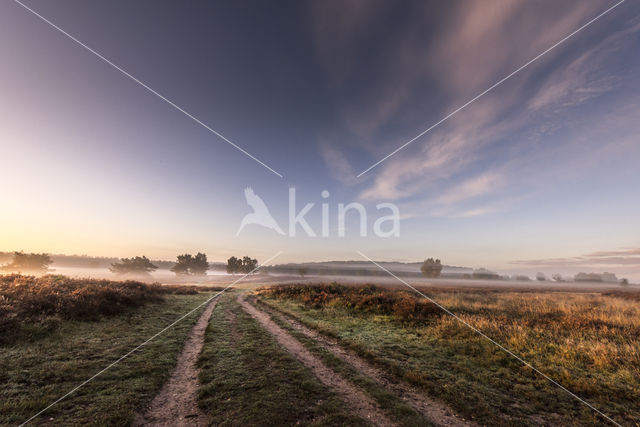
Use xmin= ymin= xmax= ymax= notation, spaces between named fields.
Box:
xmin=0 ymin=251 xmax=261 ymax=277
xmin=226 ymin=256 xmax=258 ymax=274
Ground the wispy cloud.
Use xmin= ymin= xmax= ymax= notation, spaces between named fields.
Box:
xmin=341 ymin=2 xmax=639 ymax=219
xmin=435 ymin=172 xmax=503 ymax=206
xmin=319 ymin=142 xmax=356 ymax=185
xmin=512 ymin=248 xmax=640 ymax=267
xmin=527 ymin=16 xmax=640 ymax=113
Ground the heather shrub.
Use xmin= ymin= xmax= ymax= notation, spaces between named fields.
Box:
xmin=0 ymin=274 xmax=220 ymax=340
xmin=259 ymin=283 xmax=441 ymax=321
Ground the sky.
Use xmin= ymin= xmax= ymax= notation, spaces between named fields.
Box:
xmin=1 ymin=0 xmax=639 ymax=279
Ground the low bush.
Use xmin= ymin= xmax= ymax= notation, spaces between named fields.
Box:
xmin=0 ymin=274 xmax=220 ymax=339
xmin=602 ymin=289 xmax=640 ymax=301
xmin=258 ymin=283 xmax=440 ymax=321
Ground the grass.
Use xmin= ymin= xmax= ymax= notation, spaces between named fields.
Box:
xmin=197 ymin=291 xmax=368 ymax=426
xmin=250 ymin=296 xmax=432 ymax=426
xmin=0 ymin=274 xmax=223 ymax=344
xmin=257 ymin=284 xmax=640 ymax=426
xmin=0 ymin=274 xmax=217 ymax=425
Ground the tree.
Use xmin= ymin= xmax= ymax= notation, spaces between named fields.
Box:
xmin=472 ymin=268 xmax=500 ymax=280
xmin=536 ymin=272 xmax=547 ymax=281
xmin=226 ymin=256 xmax=258 ymax=274
xmin=552 ymin=273 xmax=563 ymax=282
xmin=298 ymin=267 xmax=309 ymax=277
xmin=226 ymin=256 xmax=242 ymax=274
xmin=171 ymin=253 xmax=209 ymax=275
xmin=0 ymin=251 xmax=52 ymax=273
xmin=242 ymin=256 xmax=258 ymax=273
xmin=110 ymin=256 xmax=158 ymax=275
xmin=190 ymin=252 xmax=209 ymax=275
xmin=621 ymin=278 xmax=629 ymax=287
xmin=421 ymin=258 xmax=442 ymax=278
xmin=171 ymin=254 xmax=193 ymax=275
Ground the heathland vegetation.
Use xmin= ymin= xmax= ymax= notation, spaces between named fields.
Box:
xmin=0 ymin=274 xmax=222 ymax=425
xmin=197 ymin=292 xmax=367 ymax=425
xmin=257 ymin=283 xmax=640 ymax=425
xmin=0 ymin=274 xmax=221 ymax=343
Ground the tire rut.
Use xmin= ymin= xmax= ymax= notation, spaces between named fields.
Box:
xmin=238 ymin=294 xmax=394 ymax=427
xmin=133 ymin=297 xmax=219 ymax=427
xmin=256 ymin=299 xmax=475 ymax=427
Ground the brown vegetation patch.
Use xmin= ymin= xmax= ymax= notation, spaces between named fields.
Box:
xmin=602 ymin=289 xmax=640 ymax=301
xmin=0 ymin=274 xmax=221 ymax=341
xmin=257 ymin=283 xmax=441 ymax=321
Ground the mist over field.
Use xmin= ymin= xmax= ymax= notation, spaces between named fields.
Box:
xmin=4 ymin=252 xmax=636 ymax=290
xmin=2 ymin=0 xmax=640 ymax=425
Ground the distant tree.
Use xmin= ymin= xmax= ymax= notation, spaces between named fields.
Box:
xmin=472 ymin=268 xmax=500 ymax=280
xmin=190 ymin=252 xmax=209 ymax=275
xmin=552 ymin=273 xmax=563 ymax=282
xmin=536 ymin=272 xmax=547 ymax=281
xmin=171 ymin=252 xmax=209 ymax=275
xmin=226 ymin=256 xmax=242 ymax=274
xmin=110 ymin=256 xmax=157 ymax=275
xmin=226 ymin=256 xmax=258 ymax=274
xmin=171 ymin=254 xmax=193 ymax=275
xmin=298 ymin=267 xmax=309 ymax=277
xmin=420 ymin=258 xmax=443 ymax=278
xmin=620 ymin=278 xmax=629 ymax=287
xmin=0 ymin=251 xmax=52 ymax=273
xmin=514 ymin=275 xmax=531 ymax=281
xmin=574 ymin=272 xmax=602 ymax=282
xmin=242 ymin=256 xmax=258 ymax=273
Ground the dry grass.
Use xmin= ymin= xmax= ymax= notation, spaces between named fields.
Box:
xmin=1 ymin=293 xmax=212 ymax=425
xmin=197 ymin=292 xmax=367 ymax=426
xmin=259 ymin=283 xmax=640 ymax=425
xmin=0 ymin=274 xmax=222 ymax=342
xmin=259 ymin=283 xmax=441 ymax=321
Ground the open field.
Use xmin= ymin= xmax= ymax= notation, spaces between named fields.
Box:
xmin=169 ymin=273 xmax=639 ymax=293
xmin=3 ymin=274 xmax=638 ymax=426
xmin=15 ymin=264 xmax=638 ymax=293
xmin=197 ymin=291 xmax=369 ymax=425
xmin=256 ymin=284 xmax=640 ymax=426
xmin=0 ymin=275 xmax=219 ymax=425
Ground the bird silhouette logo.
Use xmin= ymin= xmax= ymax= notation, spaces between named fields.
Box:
xmin=237 ymin=187 xmax=285 ymax=236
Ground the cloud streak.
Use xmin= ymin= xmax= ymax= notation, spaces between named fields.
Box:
xmin=314 ymin=1 xmax=640 ymax=218
xmin=512 ymin=248 xmax=640 ymax=267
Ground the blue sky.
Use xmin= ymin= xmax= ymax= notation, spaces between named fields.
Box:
xmin=1 ymin=0 xmax=639 ymax=279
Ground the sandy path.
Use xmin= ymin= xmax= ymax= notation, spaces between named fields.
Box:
xmin=238 ymin=294 xmax=394 ymax=427
xmin=134 ymin=298 xmax=219 ymax=427
xmin=257 ymin=300 xmax=474 ymax=427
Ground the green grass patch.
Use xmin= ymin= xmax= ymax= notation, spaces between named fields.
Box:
xmin=0 ymin=292 xmax=213 ymax=425
xmin=257 ymin=284 xmax=640 ymax=426
xmin=251 ymin=296 xmax=432 ymax=426
xmin=197 ymin=292 xmax=368 ymax=426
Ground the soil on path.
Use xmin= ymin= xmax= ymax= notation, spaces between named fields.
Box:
xmin=257 ymin=300 xmax=474 ymax=427
xmin=238 ymin=294 xmax=394 ymax=427
xmin=134 ymin=298 xmax=219 ymax=427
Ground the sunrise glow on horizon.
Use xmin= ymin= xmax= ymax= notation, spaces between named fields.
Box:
xmin=1 ymin=0 xmax=639 ymax=279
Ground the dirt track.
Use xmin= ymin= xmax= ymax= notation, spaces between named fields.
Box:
xmin=238 ymin=294 xmax=395 ymax=427
xmin=257 ymin=301 xmax=473 ymax=427
xmin=134 ymin=298 xmax=218 ymax=427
